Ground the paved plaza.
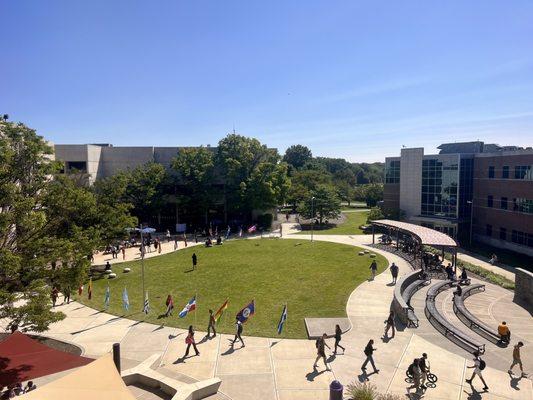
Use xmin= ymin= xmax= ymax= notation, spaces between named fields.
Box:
xmin=3 ymin=225 xmax=531 ymax=400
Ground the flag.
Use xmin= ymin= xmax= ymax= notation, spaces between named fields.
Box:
xmin=236 ymin=300 xmax=255 ymax=323
xmin=87 ymin=278 xmax=93 ymax=300
xmin=239 ymin=227 xmax=243 ymax=237
xmin=122 ymin=287 xmax=130 ymax=311
xmin=214 ymin=299 xmax=228 ymax=323
xmin=247 ymin=225 xmax=257 ymax=234
xmin=78 ymin=285 xmax=83 ymax=296
xmin=179 ymin=295 xmax=197 ymax=318
xmin=104 ymin=285 xmax=110 ymax=308
xmin=143 ymin=292 xmax=150 ymax=314
xmin=277 ymin=304 xmax=287 ymax=334
xmin=225 ymin=226 xmax=231 ymax=239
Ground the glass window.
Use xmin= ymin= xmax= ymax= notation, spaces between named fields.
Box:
xmin=501 ymin=197 xmax=508 ymax=210
xmin=486 ymin=224 xmax=492 ymax=237
xmin=487 ymin=195 xmax=493 ymax=208
xmin=500 ymin=227 xmax=507 ymax=240
xmin=514 ymin=165 xmax=533 ymax=180
xmin=421 ymin=158 xmax=459 ymax=218
xmin=488 ymin=166 xmax=495 ymax=178
xmin=514 ymin=198 xmax=533 ymax=214
xmin=385 ymin=160 xmax=400 ymax=184
xmin=502 ymin=166 xmax=509 ymax=179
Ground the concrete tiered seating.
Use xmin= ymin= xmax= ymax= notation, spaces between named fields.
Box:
xmin=392 ymin=270 xmax=430 ymax=327
xmin=425 ymin=280 xmax=486 ymax=354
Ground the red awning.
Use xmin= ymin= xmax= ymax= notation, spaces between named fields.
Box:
xmin=0 ymin=332 xmax=93 ymax=387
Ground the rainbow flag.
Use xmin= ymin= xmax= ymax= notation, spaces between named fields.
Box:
xmin=214 ymin=299 xmax=228 ymax=323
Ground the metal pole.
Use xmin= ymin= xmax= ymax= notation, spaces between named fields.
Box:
xmin=469 ymin=200 xmax=474 ymax=246
xmin=112 ymin=343 xmax=121 ymax=372
xmin=372 ymin=224 xmax=375 ymax=244
xmin=140 ymin=224 xmax=145 ymax=306
xmin=311 ymin=196 xmax=315 ymax=243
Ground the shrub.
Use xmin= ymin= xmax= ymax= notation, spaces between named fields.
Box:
xmin=345 ymin=382 xmax=379 ymax=400
xmin=377 ymin=393 xmax=404 ymax=400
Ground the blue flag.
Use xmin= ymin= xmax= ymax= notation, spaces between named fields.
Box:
xmin=277 ymin=304 xmax=287 ymax=334
xmin=236 ymin=300 xmax=255 ymax=323
xmin=122 ymin=287 xmax=129 ymax=311
xmin=104 ymin=285 xmax=110 ymax=308
xmin=178 ymin=295 xmax=197 ymax=318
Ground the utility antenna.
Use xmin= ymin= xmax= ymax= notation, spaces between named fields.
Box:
xmin=232 ymin=123 xmax=236 ymax=134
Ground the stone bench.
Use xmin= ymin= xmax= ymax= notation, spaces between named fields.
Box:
xmin=392 ymin=270 xmax=430 ymax=328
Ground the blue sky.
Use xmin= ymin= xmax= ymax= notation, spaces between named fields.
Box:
xmin=2 ymin=1 xmax=533 ymax=162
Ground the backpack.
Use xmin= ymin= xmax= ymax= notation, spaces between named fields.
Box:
xmin=478 ymin=358 xmax=486 ymax=370
xmin=315 ymin=339 xmax=320 ymax=349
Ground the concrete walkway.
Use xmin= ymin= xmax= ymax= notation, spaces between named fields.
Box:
xmin=4 ymin=226 xmax=531 ymax=400
xmin=456 ymin=251 xmax=516 ymax=281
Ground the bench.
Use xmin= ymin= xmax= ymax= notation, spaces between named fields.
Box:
xmin=425 ymin=281 xmax=486 ymax=354
xmin=453 ymin=284 xmax=503 ymax=345
xmin=392 ymin=270 xmax=430 ymax=328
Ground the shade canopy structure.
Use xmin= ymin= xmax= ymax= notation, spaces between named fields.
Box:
xmin=371 ymin=219 xmax=457 ymax=247
xmin=21 ymin=353 xmax=136 ymax=400
xmin=0 ymin=332 xmax=93 ymax=387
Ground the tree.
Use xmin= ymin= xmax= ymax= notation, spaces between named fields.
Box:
xmin=363 ymin=183 xmax=384 ymax=207
xmin=336 ymin=181 xmax=355 ymax=206
xmin=171 ymin=147 xmax=216 ymax=224
xmin=298 ymin=185 xmax=341 ymax=224
xmin=217 ymin=134 xmax=288 ymax=219
xmin=367 ymin=207 xmax=385 ymax=223
xmin=0 ymin=120 xmax=134 ymax=332
xmin=283 ymin=145 xmax=312 ymax=170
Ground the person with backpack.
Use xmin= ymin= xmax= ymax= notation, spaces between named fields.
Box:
xmin=390 ymin=262 xmax=399 ymax=284
xmin=361 ymin=339 xmax=379 ymax=374
xmin=333 ymin=324 xmax=345 ymax=354
xmin=407 ymin=358 xmax=422 ymax=393
xmin=466 ymin=351 xmax=488 ymax=391
xmin=383 ymin=310 xmax=395 ymax=338
xmin=183 ymin=325 xmax=200 ymax=357
xmin=313 ymin=333 xmax=330 ymax=370
xmin=369 ymin=260 xmax=378 ymax=280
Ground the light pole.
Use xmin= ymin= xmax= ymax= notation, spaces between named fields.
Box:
xmin=311 ymin=196 xmax=315 ymax=242
xmin=139 ymin=224 xmax=146 ymax=305
xmin=467 ymin=200 xmax=474 ymax=246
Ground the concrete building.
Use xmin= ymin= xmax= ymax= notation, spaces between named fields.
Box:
xmin=384 ymin=141 xmax=533 ymax=256
xmin=54 ymin=144 xmax=213 ymax=185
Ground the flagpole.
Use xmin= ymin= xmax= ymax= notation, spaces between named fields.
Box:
xmin=194 ymin=291 xmax=197 ymax=328
xmin=140 ymin=223 xmax=146 ymax=308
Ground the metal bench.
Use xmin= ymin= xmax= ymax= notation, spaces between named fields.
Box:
xmin=452 ymin=284 xmax=502 ymax=345
xmin=425 ymin=281 xmax=486 ymax=354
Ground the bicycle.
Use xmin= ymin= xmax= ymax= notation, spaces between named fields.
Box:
xmin=406 ymin=367 xmax=438 ymax=383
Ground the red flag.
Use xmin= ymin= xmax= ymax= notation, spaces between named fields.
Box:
xmin=88 ymin=278 xmax=93 ymax=300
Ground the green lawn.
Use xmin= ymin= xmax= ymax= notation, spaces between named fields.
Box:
xmin=76 ymin=239 xmax=387 ymax=338
xmin=297 ymin=211 xmax=370 ymax=235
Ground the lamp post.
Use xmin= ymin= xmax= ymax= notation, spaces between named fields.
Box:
xmin=467 ymin=200 xmax=474 ymax=246
xmin=139 ymin=224 xmax=146 ymax=305
xmin=311 ymin=196 xmax=316 ymax=243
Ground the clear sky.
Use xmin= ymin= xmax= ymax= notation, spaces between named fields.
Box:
xmin=2 ymin=1 xmax=533 ymax=162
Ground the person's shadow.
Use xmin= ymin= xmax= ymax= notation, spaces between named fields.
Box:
xmin=510 ymin=374 xmax=523 ymax=391
xmin=306 ymin=367 xmax=328 ymax=382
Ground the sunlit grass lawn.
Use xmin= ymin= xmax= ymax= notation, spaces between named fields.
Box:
xmin=76 ymin=238 xmax=387 ymax=338
xmin=296 ymin=211 xmax=370 ymax=235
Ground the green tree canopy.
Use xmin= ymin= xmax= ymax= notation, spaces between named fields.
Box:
xmin=283 ymin=144 xmax=312 ymax=170
xmin=298 ymin=185 xmax=341 ymax=224
xmin=0 ymin=120 xmax=135 ymax=332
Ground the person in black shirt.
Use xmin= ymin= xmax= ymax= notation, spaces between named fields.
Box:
xmin=333 ymin=324 xmax=345 ymax=354
xmin=192 ymin=253 xmax=197 ymax=270
xmin=313 ymin=333 xmax=330 ymax=370
xmin=361 ymin=339 xmax=379 ymax=373
xmin=384 ymin=310 xmax=395 ymax=338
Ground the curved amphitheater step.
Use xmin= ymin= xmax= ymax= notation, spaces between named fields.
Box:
xmin=410 ymin=277 xmax=533 ymax=374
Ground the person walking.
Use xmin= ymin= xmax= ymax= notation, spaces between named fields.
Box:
xmin=361 ymin=339 xmax=379 ymax=373
xmin=509 ymin=342 xmax=526 ymax=377
xmin=390 ymin=262 xmax=399 ymax=284
xmin=157 ymin=238 xmax=162 ymax=254
xmin=383 ymin=310 xmax=395 ymax=338
xmin=419 ymin=353 xmax=429 ymax=389
xmin=313 ymin=333 xmax=330 ymax=370
xmin=369 ymin=260 xmax=378 ymax=280
xmin=192 ymin=253 xmax=197 ymax=270
xmin=408 ymin=358 xmax=422 ymax=393
xmin=184 ymin=325 xmax=200 ymax=357
xmin=165 ymin=294 xmax=174 ymax=317
xmin=232 ymin=319 xmax=245 ymax=347
xmin=334 ymin=324 xmax=345 ymax=354
xmin=121 ymin=246 xmax=126 ymax=260
xmin=183 ymin=233 xmax=188 ymax=247
xmin=465 ymin=351 xmax=488 ymax=391
xmin=207 ymin=309 xmax=216 ymax=337
xmin=63 ymin=286 xmax=71 ymax=304
xmin=174 ymin=237 xmax=178 ymax=250
xmin=51 ymin=287 xmax=59 ymax=307
xmin=166 ymin=229 xmax=171 ymax=242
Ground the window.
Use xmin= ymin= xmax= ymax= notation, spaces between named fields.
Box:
xmin=514 ymin=165 xmax=533 ymax=180
xmin=500 ymin=227 xmax=507 ymax=240
xmin=486 ymin=224 xmax=492 ymax=237
xmin=514 ymin=198 xmax=533 ymax=214
xmin=502 ymin=166 xmax=509 ymax=179
xmin=488 ymin=166 xmax=495 ymax=178
xmin=66 ymin=161 xmax=87 ymax=173
xmin=501 ymin=197 xmax=508 ymax=210
xmin=385 ymin=160 xmax=400 ymax=184
xmin=487 ymin=195 xmax=493 ymax=208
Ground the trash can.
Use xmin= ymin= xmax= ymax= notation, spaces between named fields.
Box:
xmin=329 ymin=380 xmax=343 ymax=400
